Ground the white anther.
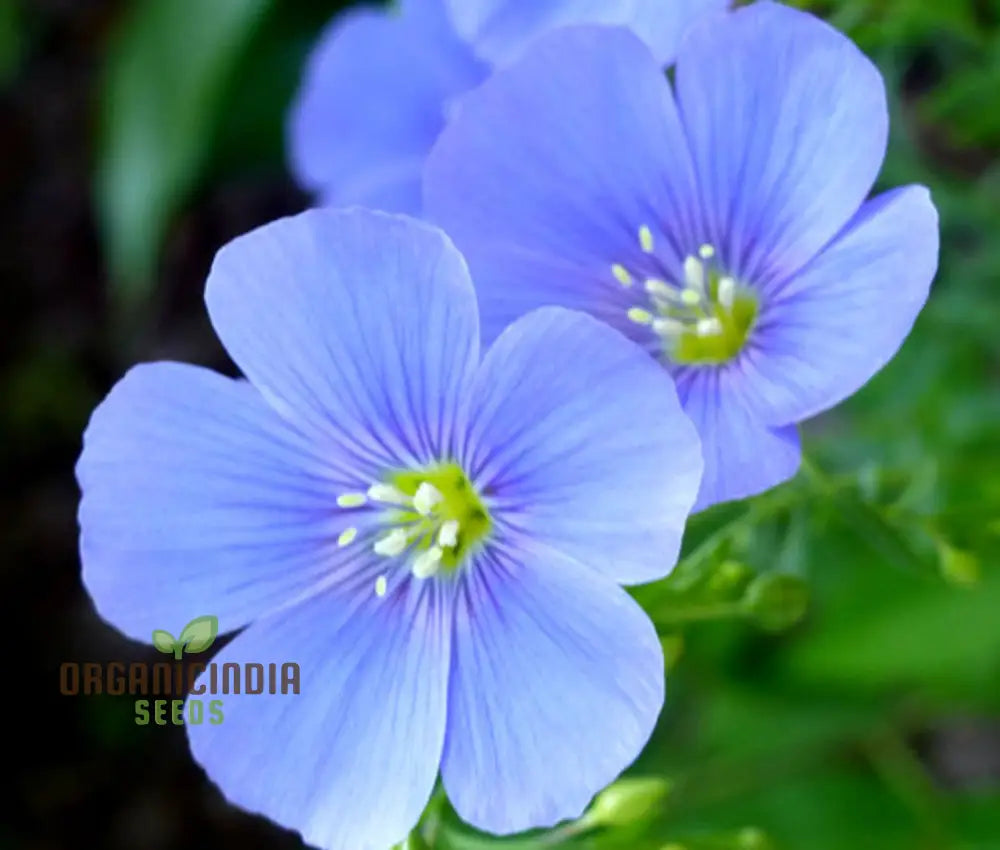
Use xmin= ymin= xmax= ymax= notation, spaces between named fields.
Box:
xmin=438 ymin=520 xmax=460 ymax=548
xmin=374 ymin=575 xmax=388 ymax=597
xmin=652 ymin=317 xmax=685 ymax=336
xmin=644 ymin=278 xmax=675 ymax=299
xmin=638 ymin=225 xmax=654 ymax=254
xmin=611 ymin=264 xmax=633 ymax=287
xmin=680 ymin=288 xmax=702 ymax=307
xmin=413 ymin=482 xmax=443 ymax=516
xmin=336 ymin=492 xmax=367 ymax=508
xmin=698 ymin=244 xmax=716 ymax=260
xmin=718 ymin=276 xmax=736 ymax=308
xmin=683 ymin=256 xmax=706 ymax=294
xmin=373 ymin=528 xmax=409 ymax=556
xmin=411 ymin=546 xmax=443 ymax=579
xmin=337 ymin=527 xmax=358 ymax=547
xmin=696 ymin=317 xmax=723 ymax=337
xmin=627 ymin=307 xmax=654 ymax=325
xmin=367 ymin=483 xmax=410 ymax=505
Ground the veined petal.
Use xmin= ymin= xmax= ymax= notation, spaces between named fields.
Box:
xmin=445 ymin=0 xmax=729 ymax=66
xmin=288 ymin=0 xmax=487 ymax=212
xmin=205 ymin=208 xmax=480 ymax=476
xmin=740 ymin=186 xmax=939 ymax=425
xmin=77 ymin=363 xmax=356 ymax=641
xmin=674 ymin=1 xmax=888 ymax=285
xmin=460 ymin=308 xmax=701 ymax=585
xmin=441 ymin=542 xmax=663 ymax=834
xmin=425 ymin=25 xmax=700 ymax=347
xmin=187 ymin=574 xmax=452 ymax=850
xmin=674 ymin=365 xmax=801 ymax=509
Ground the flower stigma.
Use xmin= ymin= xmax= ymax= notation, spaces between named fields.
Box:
xmin=611 ymin=231 xmax=759 ymax=366
xmin=335 ymin=463 xmax=491 ymax=595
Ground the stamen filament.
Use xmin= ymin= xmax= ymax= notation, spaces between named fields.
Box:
xmin=373 ymin=528 xmax=409 ymax=556
xmin=367 ymin=483 xmax=410 ymax=505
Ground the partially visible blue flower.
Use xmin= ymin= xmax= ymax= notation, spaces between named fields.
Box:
xmin=288 ymin=0 xmax=727 ymax=212
xmin=424 ymin=1 xmax=940 ymax=509
xmin=77 ymin=209 xmax=702 ymax=849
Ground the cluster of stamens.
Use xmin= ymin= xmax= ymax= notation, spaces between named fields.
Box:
xmin=334 ymin=465 xmax=489 ymax=598
xmin=610 ymin=226 xmax=758 ymax=365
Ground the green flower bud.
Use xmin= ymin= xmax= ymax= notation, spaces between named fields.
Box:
xmin=742 ymin=573 xmax=809 ymax=632
xmin=937 ymin=541 xmax=979 ymax=587
xmin=706 ymin=559 xmax=753 ymax=597
xmin=587 ymin=776 xmax=672 ymax=827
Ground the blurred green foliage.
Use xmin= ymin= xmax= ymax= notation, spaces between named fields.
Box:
xmin=91 ymin=0 xmax=999 ymax=848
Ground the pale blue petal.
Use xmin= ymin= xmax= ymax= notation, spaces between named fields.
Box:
xmin=674 ymin=1 xmax=888 ymax=285
xmin=674 ymin=365 xmax=801 ymax=510
xmin=425 ymin=25 xmax=699 ymax=347
xmin=187 ymin=573 xmax=452 ymax=850
xmin=740 ymin=186 xmax=939 ymax=425
xmin=460 ymin=307 xmax=701 ymax=584
xmin=205 ymin=208 xmax=480 ymax=474
xmin=441 ymin=541 xmax=663 ymax=833
xmin=288 ymin=0 xmax=487 ymax=212
xmin=77 ymin=363 xmax=366 ymax=641
xmin=445 ymin=0 xmax=728 ymax=66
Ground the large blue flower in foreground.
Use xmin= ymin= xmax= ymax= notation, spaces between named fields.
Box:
xmin=77 ymin=209 xmax=702 ymax=849
xmin=288 ymin=0 xmax=727 ymax=212
xmin=424 ymin=2 xmax=940 ymax=509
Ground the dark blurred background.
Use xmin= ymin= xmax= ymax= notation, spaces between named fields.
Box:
xmin=3 ymin=1 xmax=999 ymax=849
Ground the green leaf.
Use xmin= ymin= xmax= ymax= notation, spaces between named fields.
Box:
xmin=178 ymin=615 xmax=219 ymax=655
xmin=96 ymin=0 xmax=271 ymax=301
xmin=151 ymin=629 xmax=176 ymax=654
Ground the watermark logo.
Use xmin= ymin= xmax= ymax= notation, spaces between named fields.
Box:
xmin=151 ymin=614 xmax=218 ymax=660
xmin=60 ymin=614 xmax=300 ymax=727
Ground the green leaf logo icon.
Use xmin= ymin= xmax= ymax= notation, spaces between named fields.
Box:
xmin=178 ymin=615 xmax=219 ymax=654
xmin=152 ymin=629 xmax=177 ymax=656
xmin=150 ymin=615 xmax=218 ymax=660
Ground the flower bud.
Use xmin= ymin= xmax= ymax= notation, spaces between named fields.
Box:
xmin=587 ymin=776 xmax=672 ymax=827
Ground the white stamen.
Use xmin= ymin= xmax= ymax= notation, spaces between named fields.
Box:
xmin=627 ymin=307 xmax=654 ymax=325
xmin=413 ymin=482 xmax=443 ymax=516
xmin=411 ymin=546 xmax=443 ymax=579
xmin=438 ymin=519 xmax=460 ymax=548
xmin=644 ymin=278 xmax=675 ymax=299
xmin=696 ymin=317 xmax=723 ymax=337
xmin=698 ymin=244 xmax=716 ymax=260
xmin=683 ymin=256 xmax=706 ymax=294
xmin=611 ymin=264 xmax=633 ymax=287
xmin=374 ymin=575 xmax=388 ymax=597
xmin=680 ymin=288 xmax=702 ymax=307
xmin=337 ymin=527 xmax=358 ymax=547
xmin=373 ymin=528 xmax=409 ymax=556
xmin=652 ymin=317 xmax=685 ymax=336
xmin=336 ymin=492 xmax=367 ymax=508
xmin=367 ymin=483 xmax=410 ymax=505
xmin=638 ymin=225 xmax=654 ymax=254
xmin=718 ymin=276 xmax=736 ymax=308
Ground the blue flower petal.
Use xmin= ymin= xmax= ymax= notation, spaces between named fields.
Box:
xmin=441 ymin=541 xmax=663 ymax=834
xmin=77 ymin=363 xmax=358 ymax=640
xmin=445 ymin=0 xmax=728 ymax=66
xmin=740 ymin=186 xmax=939 ymax=425
xmin=674 ymin=365 xmax=801 ymax=510
xmin=288 ymin=0 xmax=487 ymax=212
xmin=460 ymin=307 xmax=701 ymax=584
xmin=425 ymin=25 xmax=699 ymax=346
xmin=205 ymin=208 xmax=480 ymax=473
xmin=674 ymin=1 xmax=888 ymax=284
xmin=187 ymin=576 xmax=452 ymax=850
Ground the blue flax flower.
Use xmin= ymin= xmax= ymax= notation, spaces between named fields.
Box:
xmin=424 ymin=1 xmax=940 ymax=509
xmin=77 ymin=209 xmax=702 ymax=849
xmin=288 ymin=0 xmax=727 ymax=212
